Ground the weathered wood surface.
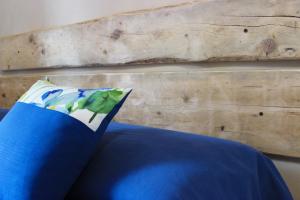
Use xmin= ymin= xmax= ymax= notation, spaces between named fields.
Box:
xmin=1 ymin=0 xmax=300 ymax=70
xmin=1 ymin=67 xmax=300 ymax=157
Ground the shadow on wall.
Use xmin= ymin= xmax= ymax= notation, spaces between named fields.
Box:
xmin=267 ymin=154 xmax=300 ymax=200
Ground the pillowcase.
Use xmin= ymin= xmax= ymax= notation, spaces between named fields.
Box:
xmin=0 ymin=80 xmax=131 ymax=200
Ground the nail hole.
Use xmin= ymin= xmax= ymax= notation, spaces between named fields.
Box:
xmin=220 ymin=125 xmax=225 ymax=131
xmin=1 ymin=93 xmax=6 ymax=98
xmin=244 ymin=28 xmax=248 ymax=33
xmin=259 ymin=112 xmax=264 ymax=116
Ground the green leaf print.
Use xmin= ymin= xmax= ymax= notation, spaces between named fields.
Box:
xmin=76 ymin=89 xmax=124 ymax=123
xmin=65 ymin=102 xmax=74 ymax=113
xmin=18 ymin=80 xmax=131 ymax=132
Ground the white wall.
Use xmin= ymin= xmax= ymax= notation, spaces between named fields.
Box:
xmin=0 ymin=0 xmax=188 ymax=37
xmin=0 ymin=0 xmax=299 ymax=199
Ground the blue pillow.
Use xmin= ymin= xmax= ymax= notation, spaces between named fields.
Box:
xmin=66 ymin=122 xmax=292 ymax=200
xmin=0 ymin=81 xmax=131 ymax=199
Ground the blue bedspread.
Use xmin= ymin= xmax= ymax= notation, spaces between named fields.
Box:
xmin=0 ymin=109 xmax=293 ymax=199
xmin=67 ymin=122 xmax=293 ymax=200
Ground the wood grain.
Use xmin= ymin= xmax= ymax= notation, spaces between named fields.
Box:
xmin=1 ymin=67 xmax=300 ymax=157
xmin=1 ymin=0 xmax=300 ymax=70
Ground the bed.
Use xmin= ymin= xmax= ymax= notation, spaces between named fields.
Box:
xmin=0 ymin=109 xmax=293 ymax=199
xmin=0 ymin=0 xmax=299 ymax=199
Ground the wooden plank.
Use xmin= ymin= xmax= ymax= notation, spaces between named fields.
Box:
xmin=1 ymin=0 xmax=300 ymax=70
xmin=1 ymin=67 xmax=300 ymax=157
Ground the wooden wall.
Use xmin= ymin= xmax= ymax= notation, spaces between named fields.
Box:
xmin=2 ymin=0 xmax=300 ymax=70
xmin=1 ymin=0 xmax=300 ymax=158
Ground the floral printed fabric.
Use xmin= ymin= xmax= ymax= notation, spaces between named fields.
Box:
xmin=19 ymin=80 xmax=131 ymax=131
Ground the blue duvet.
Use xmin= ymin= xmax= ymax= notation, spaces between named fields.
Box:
xmin=67 ymin=122 xmax=293 ymax=200
xmin=0 ymin=109 xmax=293 ymax=200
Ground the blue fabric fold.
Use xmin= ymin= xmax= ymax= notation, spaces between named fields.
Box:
xmin=66 ymin=122 xmax=293 ymax=200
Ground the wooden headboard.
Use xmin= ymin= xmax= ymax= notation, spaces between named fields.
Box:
xmin=0 ymin=0 xmax=300 ymax=158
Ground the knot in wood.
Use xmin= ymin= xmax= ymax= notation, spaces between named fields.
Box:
xmin=261 ymin=38 xmax=276 ymax=55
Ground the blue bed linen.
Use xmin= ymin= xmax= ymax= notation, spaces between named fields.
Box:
xmin=66 ymin=122 xmax=293 ymax=200
xmin=0 ymin=109 xmax=293 ymax=199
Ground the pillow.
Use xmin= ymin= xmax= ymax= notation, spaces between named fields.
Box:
xmin=0 ymin=80 xmax=131 ymax=200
